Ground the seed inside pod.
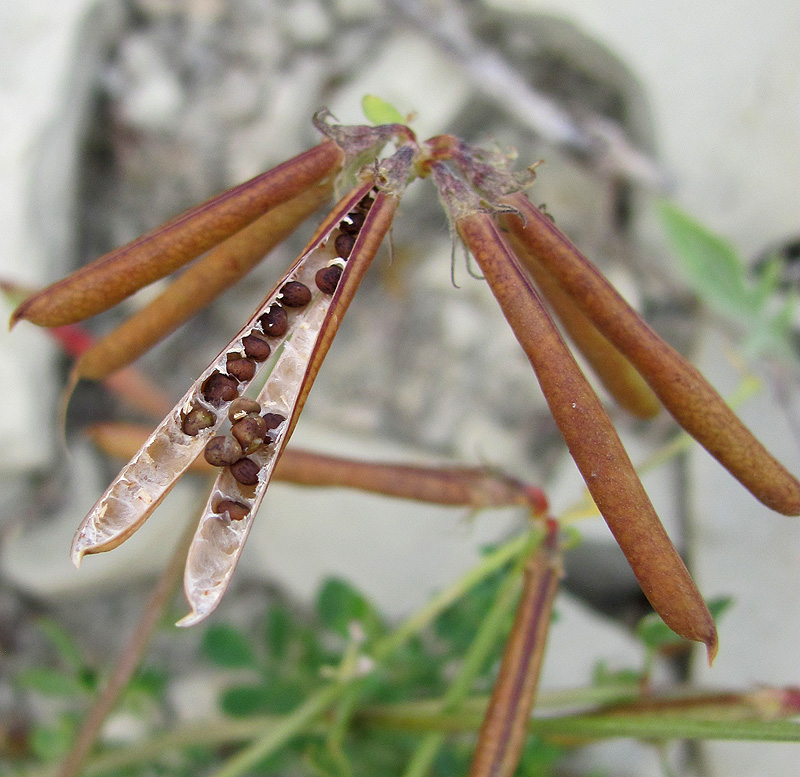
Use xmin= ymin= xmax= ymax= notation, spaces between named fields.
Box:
xmin=215 ymin=499 xmax=249 ymax=521
xmin=340 ymin=210 xmax=365 ymax=235
xmin=315 ymin=265 xmax=342 ymax=294
xmin=230 ymin=457 xmax=260 ymax=486
xmin=181 ymin=406 xmax=216 ymax=436
xmin=333 ymin=231 xmax=356 ymax=258
xmin=279 ymin=281 xmax=312 ymax=307
xmin=204 ymin=435 xmax=243 ymax=467
xmin=226 ymin=354 xmax=256 ymax=382
xmin=228 ymin=397 xmax=262 ymax=422
xmin=356 ymin=193 xmax=374 ymax=212
xmin=201 ymin=371 xmax=239 ymax=405
xmin=259 ymin=305 xmax=288 ymax=337
xmin=262 ymin=411 xmax=287 ymax=444
xmin=231 ymin=414 xmax=268 ymax=453
xmin=241 ymin=332 xmax=271 ymax=361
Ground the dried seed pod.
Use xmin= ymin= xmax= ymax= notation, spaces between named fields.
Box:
xmin=204 ymin=436 xmax=243 ymax=467
xmin=241 ymin=332 xmax=271 ymax=361
xmin=315 ymin=265 xmax=343 ymax=294
xmin=228 ymin=397 xmax=262 ymax=421
xmin=180 ymin=169 xmax=408 ymax=626
xmin=226 ymin=354 xmax=256 ymax=383
xmin=215 ymin=500 xmax=249 ymax=521
xmin=201 ymin=372 xmax=239 ymax=405
xmin=259 ymin=305 xmax=288 ymax=337
xmin=444 ymin=188 xmax=717 ymax=659
xmin=279 ymin=281 xmax=312 ymax=307
xmin=231 ymin=414 xmax=267 ymax=453
xmin=181 ymin=407 xmax=216 ymax=436
xmin=11 ymin=141 xmax=343 ymax=328
xmin=502 ymin=192 xmax=800 ymax=516
xmin=333 ymin=231 xmax=356 ymax=258
xmin=70 ymin=182 xmax=382 ymax=564
xmin=229 ymin=457 xmax=260 ymax=486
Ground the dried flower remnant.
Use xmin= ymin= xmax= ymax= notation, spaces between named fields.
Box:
xmin=14 ymin=112 xmax=799 ymax=642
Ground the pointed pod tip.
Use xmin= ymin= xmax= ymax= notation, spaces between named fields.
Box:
xmin=175 ymin=610 xmax=203 ymax=628
xmin=70 ymin=544 xmax=85 ymax=569
xmin=704 ymin=625 xmax=719 ymax=667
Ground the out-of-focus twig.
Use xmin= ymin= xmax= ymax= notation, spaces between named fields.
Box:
xmin=382 ymin=0 xmax=670 ymax=190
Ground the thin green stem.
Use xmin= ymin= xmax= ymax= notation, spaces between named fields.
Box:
xmin=402 ymin=547 xmax=531 ymax=777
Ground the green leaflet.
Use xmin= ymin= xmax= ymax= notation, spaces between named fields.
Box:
xmin=361 ymin=94 xmax=406 ymax=126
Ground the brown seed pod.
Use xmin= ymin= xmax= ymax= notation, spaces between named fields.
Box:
xmin=241 ymin=332 xmax=271 ymax=361
xmin=231 ymin=414 xmax=268 ymax=453
xmin=448 ymin=199 xmax=717 ymax=659
xmin=201 ymin=372 xmax=239 ymax=405
xmin=279 ymin=281 xmax=312 ymax=307
xmin=215 ymin=499 xmax=249 ymax=522
xmin=204 ymin=436 xmax=243 ymax=467
xmin=259 ymin=305 xmax=288 ymax=337
xmin=11 ymin=141 xmax=343 ymax=328
xmin=229 ymin=457 xmax=260 ymax=486
xmin=315 ymin=265 xmax=343 ymax=294
xmin=228 ymin=397 xmax=262 ymax=422
xmin=226 ymin=354 xmax=257 ymax=383
xmin=181 ymin=407 xmax=216 ymax=436
xmin=333 ymin=231 xmax=356 ymax=259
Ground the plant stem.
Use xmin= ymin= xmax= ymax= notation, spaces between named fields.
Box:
xmin=56 ymin=513 xmax=198 ymax=777
xmin=402 ymin=547 xmax=532 ymax=777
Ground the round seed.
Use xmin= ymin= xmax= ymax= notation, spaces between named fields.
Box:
xmin=262 ymin=412 xmax=286 ymax=430
xmin=259 ymin=305 xmax=288 ymax=337
xmin=202 ymin=371 xmax=239 ymax=405
xmin=231 ymin=414 xmax=268 ymax=453
xmin=215 ymin=499 xmax=249 ymax=521
xmin=226 ymin=354 xmax=256 ymax=382
xmin=181 ymin=407 xmax=216 ymax=436
xmin=315 ymin=265 xmax=342 ymax=294
xmin=230 ymin=457 xmax=260 ymax=486
xmin=279 ymin=281 xmax=312 ymax=307
xmin=242 ymin=332 xmax=271 ymax=361
xmin=229 ymin=397 xmax=262 ymax=422
xmin=340 ymin=211 xmax=365 ymax=235
xmin=204 ymin=435 xmax=243 ymax=467
xmin=333 ymin=231 xmax=356 ymax=258
xmin=356 ymin=193 xmax=374 ymax=212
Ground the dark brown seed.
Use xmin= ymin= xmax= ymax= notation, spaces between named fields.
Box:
xmin=259 ymin=305 xmax=288 ymax=337
xmin=262 ymin=412 xmax=286 ymax=430
xmin=215 ymin=499 xmax=249 ymax=521
xmin=229 ymin=397 xmax=262 ymax=421
xmin=204 ymin=435 xmax=243 ymax=467
xmin=340 ymin=210 xmax=365 ymax=235
xmin=315 ymin=265 xmax=343 ymax=294
xmin=356 ymin=194 xmax=374 ymax=212
xmin=333 ymin=231 xmax=356 ymax=258
xmin=231 ymin=414 xmax=268 ymax=453
xmin=242 ymin=332 xmax=271 ymax=361
xmin=226 ymin=354 xmax=257 ymax=382
xmin=230 ymin=457 xmax=260 ymax=486
xmin=202 ymin=371 xmax=239 ymax=405
xmin=181 ymin=407 xmax=216 ymax=436
xmin=280 ymin=281 xmax=312 ymax=307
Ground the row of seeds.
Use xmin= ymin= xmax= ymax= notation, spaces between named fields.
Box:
xmin=200 ymin=190 xmax=376 ymax=521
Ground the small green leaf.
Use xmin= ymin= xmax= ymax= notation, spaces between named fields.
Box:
xmin=16 ymin=667 xmax=86 ymax=698
xmin=265 ymin=604 xmax=293 ymax=659
xmin=658 ymin=200 xmax=756 ymax=318
xmin=317 ymin=577 xmax=380 ymax=639
xmin=29 ymin=715 xmax=77 ymax=762
xmin=201 ymin=624 xmax=257 ymax=668
xmin=220 ymin=680 xmax=304 ymax=717
xmin=361 ymin=95 xmax=405 ymax=126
